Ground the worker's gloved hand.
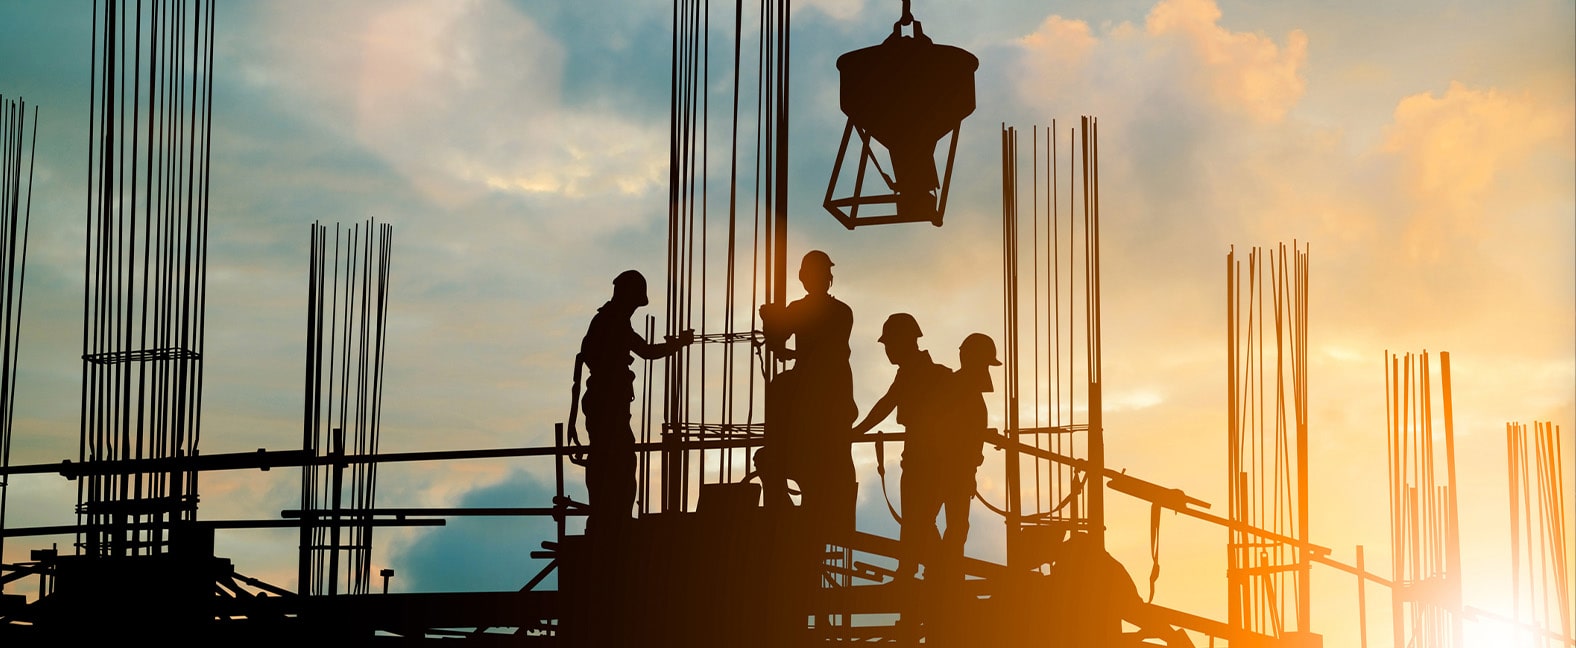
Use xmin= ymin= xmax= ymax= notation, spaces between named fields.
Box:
xmin=676 ymin=329 xmax=695 ymax=346
xmin=758 ymin=303 xmax=785 ymax=325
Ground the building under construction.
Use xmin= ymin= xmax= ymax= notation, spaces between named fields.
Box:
xmin=1 ymin=1 xmax=1571 ymax=646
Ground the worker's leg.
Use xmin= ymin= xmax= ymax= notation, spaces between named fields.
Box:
xmin=584 ymin=394 xmax=636 ymax=535
xmin=899 ymin=464 xmax=942 ymax=579
xmin=938 ymin=470 xmax=975 ymax=582
xmin=796 ymin=437 xmax=856 ymax=541
xmin=827 ymin=441 xmax=857 ymax=543
xmin=762 ymin=371 xmax=800 ymax=509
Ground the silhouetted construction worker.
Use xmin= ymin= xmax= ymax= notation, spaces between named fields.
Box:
xmin=908 ymin=333 xmax=1000 ymax=648
xmin=933 ymin=333 xmax=998 ymax=581
xmin=579 ymin=270 xmax=692 ymax=535
xmin=759 ymin=250 xmax=858 ymax=535
xmin=852 ymin=313 xmax=953 ymax=582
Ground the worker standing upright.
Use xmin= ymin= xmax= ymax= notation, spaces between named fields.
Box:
xmin=759 ymin=250 xmax=858 ymax=537
xmin=935 ymin=333 xmax=999 ymax=581
xmin=851 ymin=313 xmax=952 ymax=581
xmin=579 ymin=270 xmax=692 ymax=535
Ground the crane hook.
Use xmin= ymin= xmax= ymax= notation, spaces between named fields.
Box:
xmin=893 ymin=0 xmax=923 ymax=38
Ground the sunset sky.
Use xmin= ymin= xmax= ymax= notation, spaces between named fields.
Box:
xmin=1 ymin=0 xmax=1571 ymax=644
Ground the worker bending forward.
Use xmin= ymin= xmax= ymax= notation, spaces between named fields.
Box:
xmin=579 ymin=270 xmax=692 ymax=535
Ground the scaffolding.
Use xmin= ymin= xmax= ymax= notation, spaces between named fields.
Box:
xmin=1 ymin=1 xmax=1571 ymax=645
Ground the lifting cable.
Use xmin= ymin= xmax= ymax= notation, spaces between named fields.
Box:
xmin=975 ymin=472 xmax=1087 ymax=519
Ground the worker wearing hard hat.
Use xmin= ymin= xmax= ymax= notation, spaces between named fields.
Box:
xmin=579 ymin=270 xmax=693 ymax=535
xmin=852 ymin=313 xmax=954 ymax=583
xmin=935 ymin=333 xmax=999 ymax=582
xmin=759 ymin=250 xmax=858 ymax=536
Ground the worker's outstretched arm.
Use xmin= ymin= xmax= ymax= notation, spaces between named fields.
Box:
xmin=758 ymin=303 xmax=797 ymax=360
xmin=633 ymin=328 xmax=695 ymax=360
xmin=851 ymin=389 xmax=896 ymax=436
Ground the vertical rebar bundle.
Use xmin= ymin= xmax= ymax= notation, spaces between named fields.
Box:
xmin=653 ymin=0 xmax=786 ymax=516
xmin=1506 ymin=421 xmax=1572 ymax=647
xmin=298 ymin=221 xmax=393 ymax=597
xmin=1385 ymin=350 xmax=1463 ymax=648
xmin=999 ymin=118 xmax=1102 ymax=567
xmin=1225 ymin=243 xmax=1311 ymax=637
xmin=0 ymin=96 xmax=39 ymax=568
xmin=78 ymin=0 xmax=215 ymax=557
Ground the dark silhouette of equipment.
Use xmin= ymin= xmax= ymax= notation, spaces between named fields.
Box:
xmin=824 ymin=0 xmax=977 ymax=228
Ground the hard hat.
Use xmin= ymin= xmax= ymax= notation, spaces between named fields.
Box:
xmin=960 ymin=332 xmax=1002 ymax=366
xmin=612 ymin=270 xmax=649 ymax=307
xmin=878 ymin=313 xmax=922 ymax=342
xmin=800 ymin=250 xmax=835 ymax=273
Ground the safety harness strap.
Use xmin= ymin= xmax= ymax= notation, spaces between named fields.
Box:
xmin=565 ymin=353 xmax=589 ymax=467
xmin=875 ymin=433 xmax=903 ymax=524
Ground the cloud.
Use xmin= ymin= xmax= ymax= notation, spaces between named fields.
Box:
xmin=1017 ymin=15 xmax=1097 ymax=80
xmin=1016 ymin=0 xmax=1307 ymax=123
xmin=1141 ymin=0 xmax=1307 ymax=123
xmin=393 ymin=469 xmax=560 ymax=592
xmin=240 ymin=0 xmax=668 ymax=213
xmin=795 ymin=0 xmax=866 ymax=22
xmin=1382 ymin=81 xmax=1572 ymax=258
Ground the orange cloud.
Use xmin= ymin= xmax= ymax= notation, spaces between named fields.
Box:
xmin=1382 ymin=81 xmax=1571 ymax=257
xmin=1017 ymin=0 xmax=1307 ymax=123
xmin=1143 ymin=0 xmax=1307 ymax=122
xmin=1017 ymin=15 xmax=1098 ymax=92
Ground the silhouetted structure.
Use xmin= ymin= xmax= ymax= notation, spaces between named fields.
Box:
xmin=299 ymin=221 xmax=395 ymax=597
xmin=1227 ymin=243 xmax=1319 ymax=645
xmin=1505 ymin=421 xmax=1573 ymax=646
xmin=77 ymin=0 xmax=216 ymax=560
xmin=0 ymin=96 xmax=38 ymax=575
xmin=1386 ymin=351 xmax=1463 ymax=648
xmin=1 ymin=1 xmax=1564 ymax=646
xmin=824 ymin=0 xmax=976 ymax=227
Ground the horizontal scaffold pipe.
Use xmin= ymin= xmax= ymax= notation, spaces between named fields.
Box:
xmin=0 ymin=518 xmax=444 ymax=538
xmin=983 ymin=430 xmax=1398 ymax=588
xmin=0 ymin=435 xmax=777 ymax=477
xmin=281 ymin=507 xmax=588 ymax=518
xmin=1 ymin=432 xmax=924 ymax=478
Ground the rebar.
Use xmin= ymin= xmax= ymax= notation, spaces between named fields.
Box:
xmin=77 ymin=0 xmax=215 ymax=558
xmin=0 ymin=95 xmax=40 ymax=569
xmin=298 ymin=220 xmax=393 ymax=596
xmin=1226 ymin=243 xmax=1310 ymax=637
